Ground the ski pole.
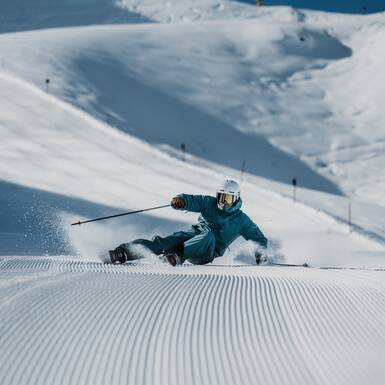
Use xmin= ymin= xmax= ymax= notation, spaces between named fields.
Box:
xmin=71 ymin=204 xmax=171 ymax=226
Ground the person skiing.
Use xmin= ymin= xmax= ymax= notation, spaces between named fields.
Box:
xmin=109 ymin=178 xmax=268 ymax=266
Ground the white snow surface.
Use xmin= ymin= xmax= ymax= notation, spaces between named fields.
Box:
xmin=1 ymin=258 xmax=385 ymax=385
xmin=1 ymin=7 xmax=385 ymax=204
xmin=1 ymin=1 xmax=385 ymax=385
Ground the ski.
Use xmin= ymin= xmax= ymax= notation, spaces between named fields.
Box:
xmin=267 ymin=261 xmax=309 ymax=268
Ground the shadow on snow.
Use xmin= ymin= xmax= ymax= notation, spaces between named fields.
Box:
xmin=0 ymin=180 xmax=185 ymax=256
xmin=75 ymin=57 xmax=342 ymax=196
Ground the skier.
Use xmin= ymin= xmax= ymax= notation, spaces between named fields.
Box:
xmin=109 ymin=178 xmax=268 ymax=266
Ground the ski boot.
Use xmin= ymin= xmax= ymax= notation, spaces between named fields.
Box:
xmin=163 ymin=252 xmax=182 ymax=266
xmin=255 ymin=251 xmax=268 ymax=266
xmin=162 ymin=244 xmax=184 ymax=266
xmin=109 ymin=244 xmax=137 ymax=264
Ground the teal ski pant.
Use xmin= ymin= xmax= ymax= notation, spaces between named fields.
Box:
xmin=128 ymin=228 xmax=216 ymax=265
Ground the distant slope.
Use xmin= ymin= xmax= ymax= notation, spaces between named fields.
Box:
xmin=0 ymin=0 xmax=264 ymax=32
xmin=1 ymin=12 xmax=385 ymax=203
xmin=238 ymin=0 xmax=385 ymax=14
xmin=0 ymin=0 xmax=150 ymax=33
xmin=2 ymin=2 xmax=385 ymax=204
xmin=119 ymin=0 xmax=261 ymax=23
xmin=119 ymin=0 xmax=385 ymax=22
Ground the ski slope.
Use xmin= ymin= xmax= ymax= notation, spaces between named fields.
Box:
xmin=0 ymin=70 xmax=383 ymax=264
xmin=1 ymin=1 xmax=385 ymax=384
xmin=1 ymin=52 xmax=385 ymax=385
xmin=1 ymin=258 xmax=385 ymax=385
xmin=1 ymin=7 xmax=385 ymax=204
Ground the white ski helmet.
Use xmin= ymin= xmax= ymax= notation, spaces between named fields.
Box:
xmin=217 ymin=178 xmax=240 ymax=210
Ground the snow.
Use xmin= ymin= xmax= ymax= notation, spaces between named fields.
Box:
xmin=0 ymin=0 xmax=149 ymax=33
xmin=1 ymin=1 xmax=385 ymax=384
xmin=0 ymin=70 xmax=383 ymax=265
xmin=1 ymin=258 xmax=385 ymax=385
xmin=1 ymin=9 xmax=385 ymax=204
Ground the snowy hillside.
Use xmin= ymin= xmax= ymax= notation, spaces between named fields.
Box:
xmin=2 ymin=70 xmax=382 ymax=264
xmin=1 ymin=1 xmax=385 ymax=385
xmin=0 ymin=0 xmax=149 ymax=33
xmin=1 ymin=7 xmax=385 ymax=204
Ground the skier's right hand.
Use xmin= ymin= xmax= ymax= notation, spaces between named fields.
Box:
xmin=171 ymin=196 xmax=186 ymax=209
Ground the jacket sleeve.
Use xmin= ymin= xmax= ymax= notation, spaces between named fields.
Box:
xmin=241 ymin=216 xmax=268 ymax=248
xmin=177 ymin=194 xmax=212 ymax=213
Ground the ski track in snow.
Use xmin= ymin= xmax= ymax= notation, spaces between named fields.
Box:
xmin=1 ymin=257 xmax=385 ymax=385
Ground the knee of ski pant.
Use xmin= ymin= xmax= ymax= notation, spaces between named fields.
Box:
xmin=184 ymin=231 xmax=216 ymax=265
xmin=150 ymin=233 xmax=193 ymax=254
xmin=187 ymin=253 xmax=215 ymax=265
xmin=130 ymin=238 xmax=151 ymax=247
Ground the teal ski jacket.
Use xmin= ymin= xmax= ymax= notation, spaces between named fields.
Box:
xmin=177 ymin=194 xmax=268 ymax=257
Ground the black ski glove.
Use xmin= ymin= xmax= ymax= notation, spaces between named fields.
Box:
xmin=171 ymin=196 xmax=186 ymax=209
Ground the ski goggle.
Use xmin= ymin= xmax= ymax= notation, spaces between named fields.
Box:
xmin=217 ymin=192 xmax=238 ymax=206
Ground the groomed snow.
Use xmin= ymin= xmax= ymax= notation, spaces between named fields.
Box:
xmin=1 ymin=258 xmax=385 ymax=385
